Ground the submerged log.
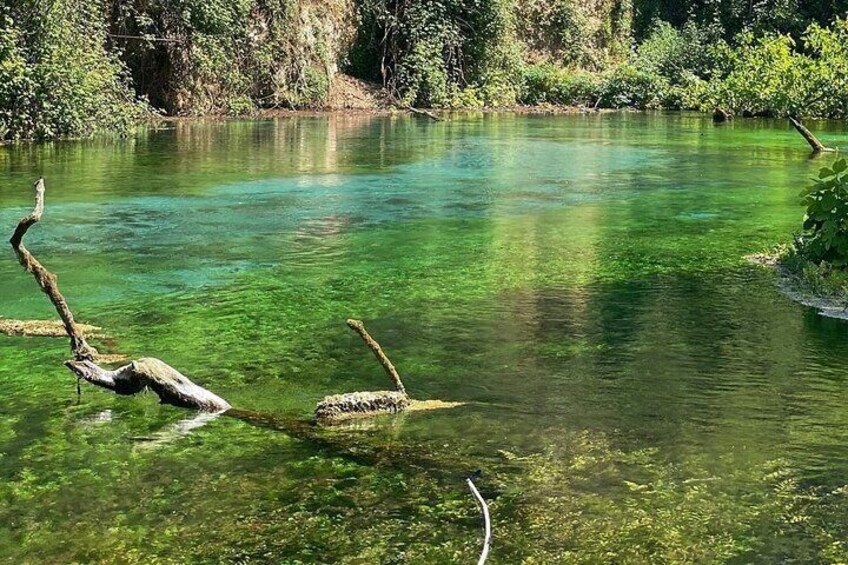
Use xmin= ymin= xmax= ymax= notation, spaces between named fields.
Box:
xmin=789 ymin=115 xmax=836 ymax=153
xmin=9 ymin=178 xmax=229 ymax=411
xmin=0 ymin=317 xmax=102 ymax=338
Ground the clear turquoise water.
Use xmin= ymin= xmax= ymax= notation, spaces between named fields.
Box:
xmin=2 ymin=113 xmax=848 ymax=563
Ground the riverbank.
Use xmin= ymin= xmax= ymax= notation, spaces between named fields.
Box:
xmin=747 ymin=249 xmax=848 ymax=320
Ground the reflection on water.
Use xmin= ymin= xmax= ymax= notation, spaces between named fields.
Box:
xmin=2 ymin=113 xmax=848 ymax=563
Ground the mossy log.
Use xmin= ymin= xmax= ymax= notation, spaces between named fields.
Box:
xmin=10 ymin=178 xmax=229 ymax=412
xmin=316 ymin=390 xmax=410 ymax=421
xmin=315 ymin=319 xmax=414 ymax=422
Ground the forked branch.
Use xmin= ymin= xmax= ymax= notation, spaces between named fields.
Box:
xmin=10 ymin=178 xmax=97 ymax=360
xmin=10 ymin=178 xmax=229 ymax=412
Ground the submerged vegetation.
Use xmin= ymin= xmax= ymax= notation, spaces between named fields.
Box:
xmin=3 ymin=0 xmax=848 ymax=139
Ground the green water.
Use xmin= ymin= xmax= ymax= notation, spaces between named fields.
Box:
xmin=2 ymin=113 xmax=848 ymax=563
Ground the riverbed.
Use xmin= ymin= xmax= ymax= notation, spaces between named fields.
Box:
xmin=2 ymin=112 xmax=848 ymax=563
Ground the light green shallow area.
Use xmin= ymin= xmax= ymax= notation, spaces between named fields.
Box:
xmin=2 ymin=112 xmax=848 ymax=563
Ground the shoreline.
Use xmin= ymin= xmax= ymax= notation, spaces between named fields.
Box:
xmin=157 ymin=104 xmax=615 ymax=122
xmin=746 ymin=253 xmax=848 ymax=320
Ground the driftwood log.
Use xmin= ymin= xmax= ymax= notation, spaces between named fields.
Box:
xmin=789 ymin=115 xmax=836 ymax=153
xmin=407 ymin=106 xmax=442 ymax=121
xmin=10 ymin=178 xmax=230 ymax=412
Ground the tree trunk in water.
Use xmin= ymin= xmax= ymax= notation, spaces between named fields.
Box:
xmin=789 ymin=116 xmax=835 ymax=153
xmin=10 ymin=178 xmax=230 ymax=412
xmin=65 ymin=358 xmax=230 ymax=411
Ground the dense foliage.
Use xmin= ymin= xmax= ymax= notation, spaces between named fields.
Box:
xmin=109 ymin=0 xmax=355 ymax=114
xmin=521 ymin=17 xmax=848 ymax=117
xmin=0 ymin=0 xmax=146 ymax=141
xmin=798 ymin=159 xmax=848 ymax=266
xmin=3 ymin=0 xmax=848 ymax=139
xmin=349 ymin=0 xmax=525 ymax=107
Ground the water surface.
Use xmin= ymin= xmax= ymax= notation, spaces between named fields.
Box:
xmin=2 ymin=113 xmax=848 ymax=563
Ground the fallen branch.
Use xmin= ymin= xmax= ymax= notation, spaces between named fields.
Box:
xmin=346 ymin=319 xmax=406 ymax=394
xmin=789 ymin=115 xmax=836 ymax=153
xmin=315 ymin=319 xmax=410 ymax=422
xmin=10 ymin=179 xmax=98 ymax=360
xmin=408 ymin=106 xmax=442 ymax=121
xmin=467 ymin=474 xmax=491 ymax=565
xmin=10 ymin=178 xmax=229 ymax=412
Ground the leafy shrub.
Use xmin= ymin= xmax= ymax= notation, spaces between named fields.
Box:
xmin=798 ymin=159 xmax=848 ymax=266
xmin=635 ymin=21 xmax=712 ymax=82
xmin=597 ymin=64 xmax=670 ymax=109
xmin=0 ymin=1 xmax=147 ymax=141
xmin=521 ymin=64 xmax=600 ymax=106
xmin=699 ymin=18 xmax=848 ymax=118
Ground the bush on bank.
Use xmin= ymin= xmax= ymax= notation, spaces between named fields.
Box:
xmin=4 ymin=0 xmax=848 ymax=140
xmin=517 ymin=17 xmax=848 ymax=118
xmin=0 ymin=1 xmax=147 ymax=141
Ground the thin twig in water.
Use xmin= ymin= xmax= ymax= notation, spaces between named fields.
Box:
xmin=467 ymin=475 xmax=491 ymax=565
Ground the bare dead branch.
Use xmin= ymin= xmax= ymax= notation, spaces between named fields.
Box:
xmin=346 ymin=319 xmax=406 ymax=394
xmin=789 ymin=116 xmax=836 ymax=153
xmin=10 ymin=179 xmax=97 ymax=360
